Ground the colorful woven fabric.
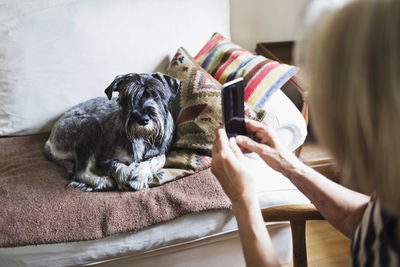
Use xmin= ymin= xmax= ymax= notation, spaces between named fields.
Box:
xmin=151 ymin=150 xmax=211 ymax=186
xmin=151 ymin=47 xmax=265 ymax=186
xmin=168 ymin=47 xmax=222 ymax=154
xmin=151 ymin=47 xmax=221 ymax=185
xmin=195 ymin=33 xmax=299 ymax=109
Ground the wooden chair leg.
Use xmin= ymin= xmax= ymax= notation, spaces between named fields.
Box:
xmin=291 ymin=220 xmax=307 ymax=267
xmin=261 ymin=204 xmax=324 ymax=266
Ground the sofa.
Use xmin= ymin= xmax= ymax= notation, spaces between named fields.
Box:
xmin=0 ymin=0 xmax=309 ymax=266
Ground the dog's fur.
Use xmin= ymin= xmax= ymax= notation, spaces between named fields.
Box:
xmin=44 ymin=73 xmax=181 ymax=191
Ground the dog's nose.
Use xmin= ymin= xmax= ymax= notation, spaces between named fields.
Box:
xmin=132 ymin=110 xmax=149 ymax=126
xmin=138 ymin=118 xmax=149 ymax=126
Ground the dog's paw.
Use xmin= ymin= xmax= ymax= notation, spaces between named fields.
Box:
xmin=113 ymin=162 xmax=138 ymax=189
xmin=127 ymin=164 xmax=152 ymax=191
xmin=67 ymin=181 xmax=94 ymax=192
xmin=67 ymin=177 xmax=115 ymax=192
xmin=128 ymin=177 xmax=149 ymax=191
xmin=93 ymin=177 xmax=116 ymax=191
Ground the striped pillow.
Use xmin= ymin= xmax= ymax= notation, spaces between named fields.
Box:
xmin=195 ymin=33 xmax=299 ymax=109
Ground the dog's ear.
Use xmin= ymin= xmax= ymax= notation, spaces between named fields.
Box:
xmin=105 ymin=74 xmax=126 ymax=100
xmin=151 ymin=73 xmax=181 ymax=101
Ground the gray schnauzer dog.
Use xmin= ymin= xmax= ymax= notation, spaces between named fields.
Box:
xmin=44 ymin=73 xmax=181 ymax=191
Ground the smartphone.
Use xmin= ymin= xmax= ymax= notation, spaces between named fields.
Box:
xmin=222 ymin=77 xmax=246 ymax=138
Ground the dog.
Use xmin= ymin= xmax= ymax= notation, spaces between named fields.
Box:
xmin=44 ymin=73 xmax=181 ymax=191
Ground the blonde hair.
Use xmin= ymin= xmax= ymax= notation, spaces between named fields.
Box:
xmin=297 ymin=0 xmax=400 ymax=215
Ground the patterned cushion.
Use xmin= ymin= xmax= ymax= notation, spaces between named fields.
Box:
xmin=195 ymin=33 xmax=299 ymax=109
xmin=168 ymin=47 xmax=223 ymax=154
xmin=150 ymin=47 xmax=265 ymax=186
xmin=168 ymin=47 xmax=265 ymax=154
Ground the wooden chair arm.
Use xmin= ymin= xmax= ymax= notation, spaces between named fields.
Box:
xmin=262 ymin=204 xmax=323 ymax=267
xmin=261 ymin=204 xmax=324 ymax=222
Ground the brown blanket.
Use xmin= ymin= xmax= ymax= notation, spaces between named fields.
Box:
xmin=0 ymin=134 xmax=230 ymax=247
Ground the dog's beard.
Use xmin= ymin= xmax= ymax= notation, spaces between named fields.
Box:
xmin=124 ymin=116 xmax=164 ymax=145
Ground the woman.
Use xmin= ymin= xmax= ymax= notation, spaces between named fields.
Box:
xmin=211 ymin=0 xmax=400 ymax=266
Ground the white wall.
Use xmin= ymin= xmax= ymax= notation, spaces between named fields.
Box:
xmin=230 ymin=0 xmax=312 ymax=51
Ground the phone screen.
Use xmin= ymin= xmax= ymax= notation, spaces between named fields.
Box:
xmin=222 ymin=78 xmax=246 ymax=138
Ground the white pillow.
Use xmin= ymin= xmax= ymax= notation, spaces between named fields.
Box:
xmin=0 ymin=0 xmax=230 ymax=135
xmin=262 ymin=90 xmax=307 ymax=151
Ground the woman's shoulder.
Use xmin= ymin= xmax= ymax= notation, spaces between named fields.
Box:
xmin=351 ymin=198 xmax=399 ymax=266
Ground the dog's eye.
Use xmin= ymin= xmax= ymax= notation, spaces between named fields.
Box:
xmin=152 ymin=94 xmax=161 ymax=101
xmin=143 ymin=106 xmax=155 ymax=114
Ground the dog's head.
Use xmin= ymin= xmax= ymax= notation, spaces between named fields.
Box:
xmin=105 ymin=73 xmax=181 ymax=143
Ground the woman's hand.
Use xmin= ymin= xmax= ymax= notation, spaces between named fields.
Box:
xmin=211 ymin=128 xmax=257 ymax=205
xmin=235 ymin=119 xmax=302 ymax=177
xmin=211 ymin=127 xmax=281 ymax=267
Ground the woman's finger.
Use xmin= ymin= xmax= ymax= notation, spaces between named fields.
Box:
xmin=245 ymin=119 xmax=278 ymax=148
xmin=245 ymin=119 xmax=266 ymax=133
xmin=229 ymin=137 xmax=243 ymax=158
xmin=217 ymin=128 xmax=231 ymax=151
xmin=213 ymin=128 xmax=236 ymax=162
xmin=236 ymin=135 xmax=273 ymax=155
xmin=213 ymin=127 xmax=225 ymax=151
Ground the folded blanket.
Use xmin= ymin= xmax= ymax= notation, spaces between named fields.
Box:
xmin=0 ymin=134 xmax=230 ymax=247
